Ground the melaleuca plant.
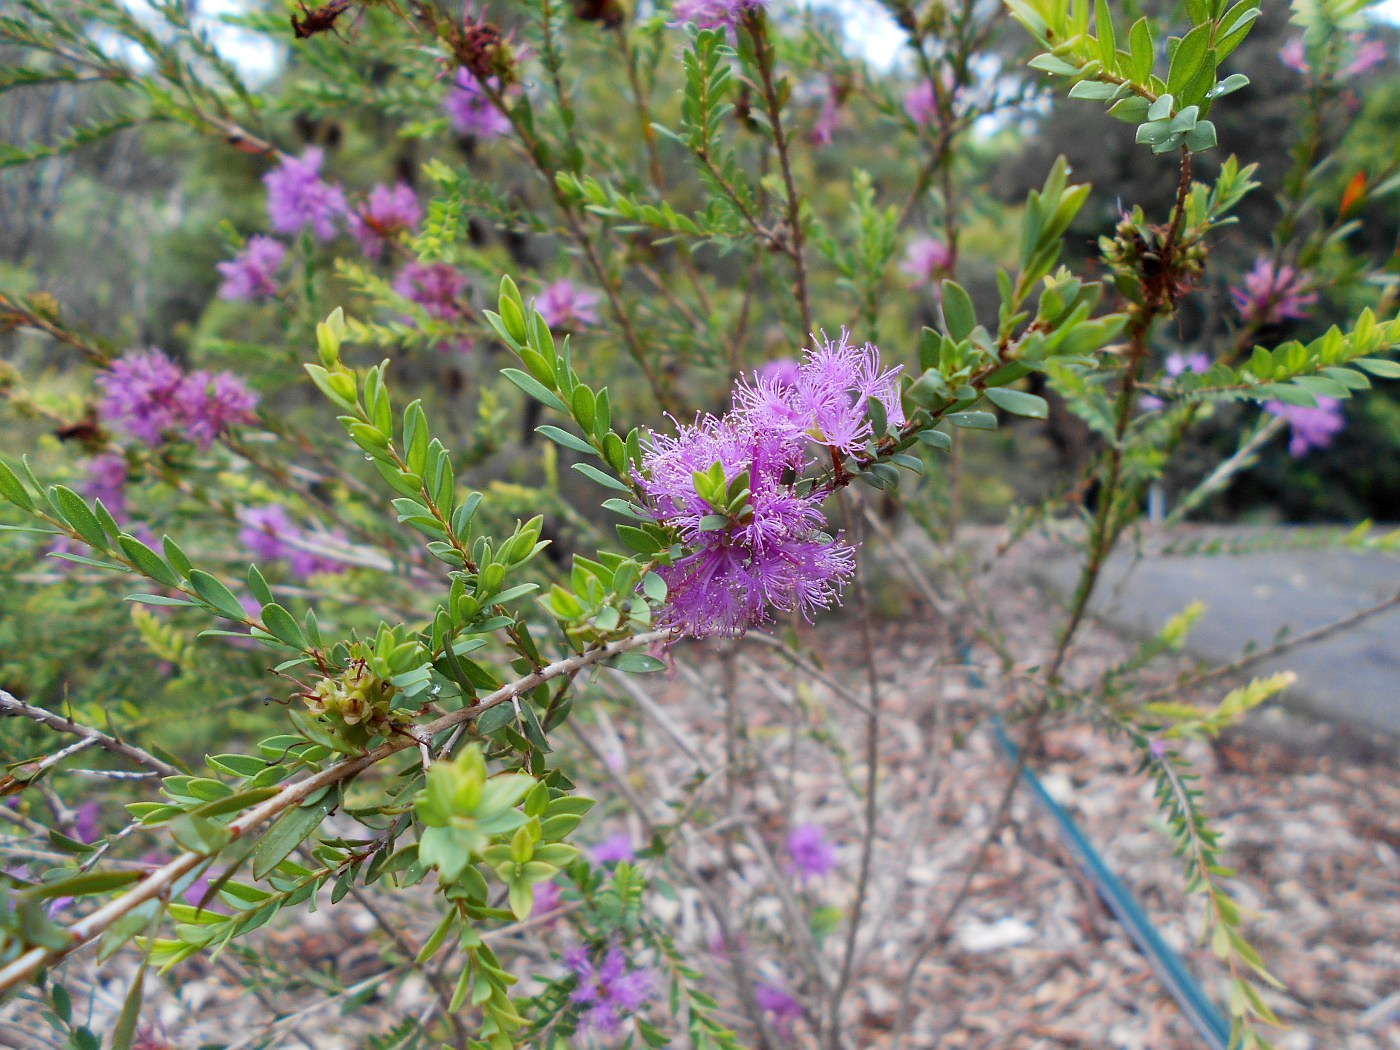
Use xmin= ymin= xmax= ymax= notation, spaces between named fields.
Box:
xmin=1 ymin=0 xmax=1398 ymax=1048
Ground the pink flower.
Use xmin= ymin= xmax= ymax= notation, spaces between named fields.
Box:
xmin=349 ymin=183 xmax=423 ymax=259
xmin=1230 ymin=258 xmax=1317 ymax=325
xmin=263 ymin=149 xmax=346 ymax=241
xmin=899 ymin=237 xmax=952 ymax=286
xmin=1281 ymin=34 xmax=1388 ymax=79
xmin=1265 ymin=397 xmax=1344 ymax=457
xmin=217 ymin=236 xmax=286 ymax=300
xmin=535 ymin=278 xmax=602 ymax=330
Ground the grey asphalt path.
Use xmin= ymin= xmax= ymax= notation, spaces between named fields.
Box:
xmin=1033 ymin=529 xmax=1400 ymax=736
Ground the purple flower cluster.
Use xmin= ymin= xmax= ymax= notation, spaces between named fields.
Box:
xmin=349 ymin=182 xmax=423 ymax=259
xmin=670 ymin=0 xmax=763 ymax=31
xmin=564 ymin=943 xmax=654 ymax=1040
xmin=98 ymin=350 xmax=258 ymax=449
xmin=264 ymin=149 xmax=346 ymax=241
xmin=1266 ymin=397 xmax=1345 ymax=457
xmin=755 ymin=982 xmax=804 ymax=1037
xmin=536 ymin=279 xmax=602 ymax=330
xmin=393 ymin=261 xmax=468 ymax=321
xmin=238 ymin=505 xmax=347 ymax=577
xmin=445 ymin=68 xmax=512 ymax=139
xmin=217 ymin=236 xmax=287 ymax=301
xmin=899 ymin=236 xmax=952 ymax=286
xmin=1231 ymin=258 xmax=1318 ymax=326
xmin=641 ymin=333 xmax=900 ymax=637
xmin=786 ymin=823 xmax=836 ymax=882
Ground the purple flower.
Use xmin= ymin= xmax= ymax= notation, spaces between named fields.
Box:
xmin=899 ymin=236 xmax=952 ymax=286
xmin=1266 ymin=397 xmax=1345 ymax=457
xmin=238 ymin=504 xmax=346 ymax=577
xmin=1165 ymin=352 xmax=1210 ymax=377
xmin=670 ymin=0 xmax=762 ymax=31
xmin=98 ymin=352 xmax=257 ymax=449
xmin=70 ymin=801 xmax=101 ymax=844
xmin=786 ymin=823 xmax=836 ymax=881
xmin=904 ymin=81 xmax=938 ymax=126
xmin=755 ymin=982 xmax=804 ymax=1037
xmin=759 ymin=329 xmax=905 ymax=457
xmin=639 ymin=413 xmax=856 ymax=637
xmin=263 ymin=149 xmax=346 ymax=241
xmin=531 ymin=879 xmax=564 ymax=921
xmin=177 ymin=371 xmax=259 ymax=449
xmin=83 ymin=453 xmax=129 ymax=517
xmin=638 ymin=333 xmax=899 ymax=637
xmin=1231 ymin=258 xmax=1317 ymax=326
xmin=97 ymin=350 xmax=186 ymax=446
xmin=393 ymin=261 xmax=468 ymax=321
xmin=536 ymin=279 xmax=602 ymax=330
xmin=811 ymin=82 xmax=841 ymax=145
xmin=1138 ymin=395 xmax=1166 ymax=411
xmin=217 ymin=236 xmax=286 ymax=300
xmin=445 ymin=68 xmax=512 ymax=139
xmin=565 ymin=943 xmax=655 ymax=1039
xmin=349 ymin=183 xmax=423 ymax=259
xmin=590 ymin=833 xmax=636 ymax=865
xmin=755 ymin=357 xmax=801 ymax=388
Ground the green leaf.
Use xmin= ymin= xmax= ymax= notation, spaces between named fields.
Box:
xmin=1128 ymin=18 xmax=1154 ymax=83
xmin=0 ymin=460 xmax=35 ymax=511
xmin=985 ymin=387 xmax=1050 ymax=418
xmin=188 ymin=570 xmax=249 ymax=621
xmin=536 ymin=425 xmax=596 ymax=456
xmin=111 ymin=966 xmax=147 ymax=1050
xmin=254 ymin=795 xmax=334 ymax=879
xmin=1167 ymin=24 xmax=1211 ymax=95
xmin=125 ymin=593 xmax=198 ymax=607
xmin=502 ymin=369 xmax=569 ymax=413
xmin=572 ymin=462 xmax=632 ymax=493
xmin=50 ymin=486 xmax=108 ymax=550
xmin=28 ymin=869 xmax=144 ymax=898
xmin=260 ymin=603 xmax=308 ymax=649
xmin=609 ymin=652 xmax=666 ymax=673
xmin=118 ymin=535 xmax=181 ymax=588
xmin=916 ymin=428 xmax=953 ymax=451
xmin=945 ymin=411 xmax=998 ymax=430
xmin=940 ymin=280 xmax=976 ymax=341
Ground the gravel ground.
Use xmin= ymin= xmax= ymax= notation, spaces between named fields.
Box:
xmin=3 ymin=532 xmax=1397 ymax=1049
